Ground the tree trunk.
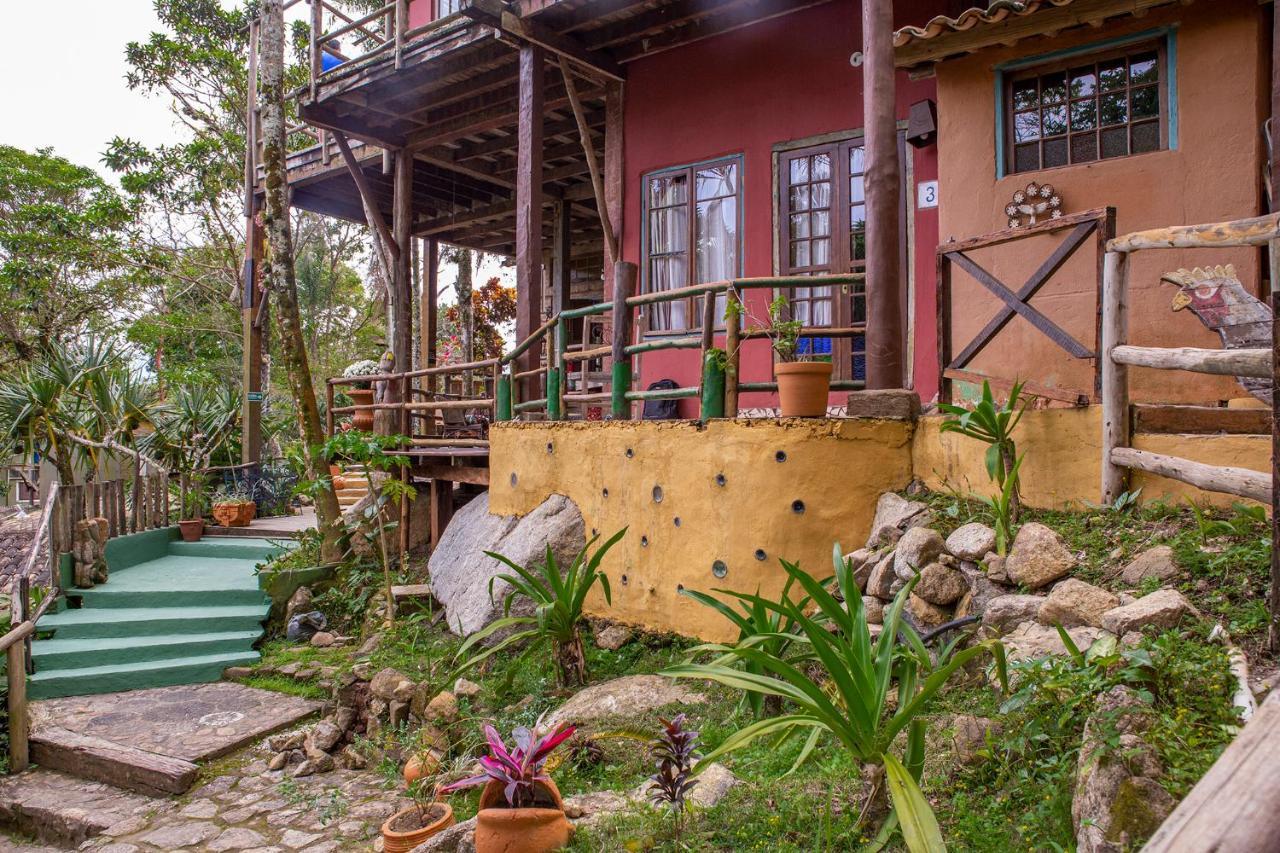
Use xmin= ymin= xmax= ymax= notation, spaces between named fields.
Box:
xmin=259 ymin=0 xmax=343 ymax=564
xmin=556 ymin=630 xmax=587 ymax=688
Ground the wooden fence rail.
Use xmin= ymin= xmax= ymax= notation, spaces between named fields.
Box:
xmin=1100 ymin=212 xmax=1280 ymax=504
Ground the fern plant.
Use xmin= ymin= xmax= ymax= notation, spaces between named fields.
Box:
xmin=457 ymin=529 xmax=626 ymax=687
xmin=666 ymin=544 xmax=1007 ymax=853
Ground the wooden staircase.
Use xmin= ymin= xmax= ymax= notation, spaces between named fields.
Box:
xmin=335 ymin=464 xmax=371 ymax=510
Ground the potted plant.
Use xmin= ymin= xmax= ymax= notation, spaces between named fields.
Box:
xmin=342 ymin=359 xmax=382 ymax=431
xmin=439 ymin=720 xmax=576 ymax=853
xmin=210 ymin=485 xmax=256 ymax=527
xmin=381 ymin=777 xmax=455 ymax=853
xmin=761 ymin=295 xmax=832 ymax=417
xmin=177 ymin=471 xmax=208 ymax=542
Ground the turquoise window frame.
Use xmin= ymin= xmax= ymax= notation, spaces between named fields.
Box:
xmin=994 ymin=27 xmax=1178 ymax=179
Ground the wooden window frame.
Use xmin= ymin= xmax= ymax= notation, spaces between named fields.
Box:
xmin=640 ymin=155 xmax=744 ymax=336
xmin=435 ymin=0 xmax=467 ymax=18
xmin=1004 ymin=38 xmax=1169 ymax=175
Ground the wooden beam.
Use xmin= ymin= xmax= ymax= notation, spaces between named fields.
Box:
xmin=1111 ymin=346 xmax=1271 ymax=379
xmin=552 ymin=199 xmax=571 ymax=316
xmin=1108 ymin=212 xmax=1280 ymax=253
xmin=558 ymin=56 xmax=618 ymax=263
xmin=1132 ymin=404 xmax=1271 ymax=436
xmin=412 ymin=463 xmax=490 ymax=486
xmin=516 ymin=43 xmax=546 ymax=401
xmin=611 ymin=0 xmax=832 ymax=62
xmin=391 ymin=150 xmax=415 ymax=384
xmin=603 ymin=81 xmax=624 ymax=293
xmin=862 ymin=0 xmax=903 ymax=389
xmin=333 ymin=130 xmax=400 ymax=265
xmin=463 ymin=0 xmax=625 ymax=82
xmin=1112 ymin=446 xmax=1270 ymax=504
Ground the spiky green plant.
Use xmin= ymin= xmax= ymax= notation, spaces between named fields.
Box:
xmin=666 ymin=544 xmax=1007 ymax=853
xmin=938 ymin=379 xmax=1029 ymax=528
xmin=457 ymin=529 xmax=626 ymax=687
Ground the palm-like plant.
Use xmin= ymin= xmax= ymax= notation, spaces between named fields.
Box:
xmin=666 ymin=544 xmax=1007 ymax=853
xmin=457 ymin=529 xmax=626 ymax=687
xmin=938 ymin=379 xmax=1029 ymax=526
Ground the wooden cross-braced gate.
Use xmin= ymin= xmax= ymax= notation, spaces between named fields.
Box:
xmin=937 ymin=207 xmax=1116 ymax=404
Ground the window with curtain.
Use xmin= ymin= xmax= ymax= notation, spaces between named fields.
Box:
xmin=643 ymin=157 xmax=741 ymax=333
xmin=436 ymin=0 xmax=467 ymax=17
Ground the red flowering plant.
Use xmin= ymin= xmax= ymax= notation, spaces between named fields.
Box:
xmin=439 ymin=719 xmax=576 ymax=809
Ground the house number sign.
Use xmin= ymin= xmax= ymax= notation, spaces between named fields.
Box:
xmin=917 ymin=180 xmax=939 ymax=210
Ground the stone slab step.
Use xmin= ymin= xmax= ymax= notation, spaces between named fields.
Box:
xmin=37 ymin=605 xmax=269 ymax=640
xmin=30 ymin=725 xmax=199 ymax=796
xmin=28 ymin=651 xmax=261 ymax=700
xmin=0 ymin=768 xmax=165 ymax=848
xmin=32 ymin=630 xmax=262 ymax=672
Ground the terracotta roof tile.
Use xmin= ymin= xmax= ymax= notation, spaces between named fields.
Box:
xmin=893 ymin=0 xmax=1077 ymax=49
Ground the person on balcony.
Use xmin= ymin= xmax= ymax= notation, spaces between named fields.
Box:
xmin=321 ymin=39 xmax=347 ymax=72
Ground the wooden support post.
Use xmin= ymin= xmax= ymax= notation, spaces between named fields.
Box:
xmin=611 ymin=261 xmax=637 ymax=419
xmin=602 ymin=81 xmax=624 ymax=298
xmin=1270 ymin=1 xmax=1280 ymax=655
xmin=515 ymin=44 xmax=545 ymax=402
xmin=552 ymin=201 xmax=572 ymax=318
xmin=7 ymin=638 xmax=27 ymax=773
xmin=391 ymin=150 xmax=414 ymax=384
xmin=429 ymin=478 xmax=453 ymax=550
xmin=423 ymin=238 xmax=439 ymax=369
xmin=309 ymin=0 xmax=321 ymax=100
xmin=725 ymin=288 xmax=741 ymax=417
xmin=1100 ymin=251 xmax=1130 ymax=504
xmin=558 ymin=57 xmax=618 ymax=263
xmin=242 ymin=206 xmax=265 ymax=464
xmin=861 ymin=0 xmax=904 ymax=390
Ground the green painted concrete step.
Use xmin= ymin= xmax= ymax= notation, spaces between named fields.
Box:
xmin=28 ymin=651 xmax=261 ymax=700
xmin=167 ymin=539 xmax=284 ymax=561
xmin=37 ymin=605 xmax=270 ymax=640
xmin=31 ymin=630 xmax=263 ymax=672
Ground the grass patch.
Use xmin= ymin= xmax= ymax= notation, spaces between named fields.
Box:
xmin=239 ymin=674 xmax=328 ymax=701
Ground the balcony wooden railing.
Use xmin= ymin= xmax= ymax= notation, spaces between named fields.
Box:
xmin=325 ymin=267 xmax=870 ymax=444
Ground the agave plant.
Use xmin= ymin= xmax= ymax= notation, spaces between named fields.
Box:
xmin=457 ymin=529 xmax=626 ymax=687
xmin=665 ymin=544 xmax=1007 ymax=853
xmin=938 ymin=379 xmax=1029 ymax=526
xmin=438 ymin=719 xmax=576 ymax=809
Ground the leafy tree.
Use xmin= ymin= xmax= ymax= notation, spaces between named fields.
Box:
xmin=0 ymin=146 xmax=154 ymax=366
xmin=438 ymin=276 xmax=516 ymax=362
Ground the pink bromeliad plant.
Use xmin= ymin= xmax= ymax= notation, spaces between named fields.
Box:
xmin=439 ymin=719 xmax=577 ymax=809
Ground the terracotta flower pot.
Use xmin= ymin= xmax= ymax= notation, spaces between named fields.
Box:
xmin=212 ymin=501 xmax=256 ymax=527
xmin=348 ymin=388 xmax=375 ymax=431
xmin=178 ymin=519 xmax=204 ymax=542
xmin=381 ymin=802 xmax=454 ymax=853
xmin=329 ymin=464 xmax=342 ymax=477
xmin=402 ymin=750 xmax=443 ymax=785
xmin=775 ymin=361 xmax=834 ymax=417
xmin=474 ymin=778 xmax=572 ymax=853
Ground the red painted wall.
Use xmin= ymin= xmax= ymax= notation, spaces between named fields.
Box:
xmin=619 ymin=0 xmax=944 ymax=415
xmin=409 ymin=0 xmax=434 ymax=29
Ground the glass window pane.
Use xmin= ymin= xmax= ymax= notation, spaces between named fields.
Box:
xmin=1041 ymin=71 xmax=1067 ymax=103
xmin=1101 ymin=126 xmax=1128 ymax=159
xmin=850 ymin=173 xmax=865 ymax=203
xmin=1071 ymin=132 xmax=1098 ymax=163
xmin=695 ymin=197 xmax=737 ymax=283
xmin=1014 ymin=143 xmax=1039 ymax=173
xmin=849 ymin=203 xmax=866 ymax=232
xmin=1015 ymin=111 xmax=1040 ymax=143
xmin=1044 ymin=137 xmax=1068 ymax=168
xmin=1130 ymin=52 xmax=1158 ymax=85
xmin=1042 ymin=105 xmax=1067 ymax=137
xmin=811 ymin=154 xmax=831 ymax=180
xmin=1069 ymin=68 xmax=1096 ymax=98
xmin=790 ymin=213 xmax=809 ymax=239
xmin=1131 ymin=120 xmax=1160 ymax=154
xmin=696 ymin=162 xmax=737 ymax=200
xmin=810 ymin=182 xmax=831 ymax=210
xmin=789 ymin=185 xmax=809 ymax=212
xmin=1099 ymin=92 xmax=1127 ymax=126
xmin=812 ymin=209 xmax=829 ymax=237
xmin=849 ymin=145 xmax=866 ymax=176
xmin=1131 ymin=86 xmax=1158 ymax=119
xmin=1099 ymin=58 xmax=1127 ymax=90
xmin=809 ymin=287 xmax=833 ymax=325
xmin=649 ymin=207 xmax=687 ymax=254
xmin=791 ymin=240 xmax=810 ymax=268
xmin=1012 ymin=79 xmax=1039 ymax=111
xmin=811 ymin=238 xmax=829 ymax=267
xmin=1071 ymin=100 xmax=1097 ymax=131
xmin=647 ymin=173 xmax=686 ymax=207
xmin=789 ymin=157 xmax=808 ymax=183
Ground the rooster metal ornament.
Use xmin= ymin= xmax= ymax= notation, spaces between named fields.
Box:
xmin=1160 ymin=265 xmax=1272 ymax=405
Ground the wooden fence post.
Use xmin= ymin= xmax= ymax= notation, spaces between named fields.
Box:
xmin=7 ymin=638 xmax=27 ymax=773
xmin=610 ymin=261 xmax=637 ymax=420
xmin=1100 ymin=250 xmax=1131 ymax=504
xmin=725 ymin=287 xmax=741 ymax=417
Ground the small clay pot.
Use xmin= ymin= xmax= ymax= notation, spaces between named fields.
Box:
xmin=348 ymin=388 xmax=375 ymax=431
xmin=474 ymin=778 xmax=572 ymax=853
xmin=178 ymin=519 xmax=204 ymax=542
xmin=329 ymin=464 xmax=342 ymax=477
xmin=381 ymin=802 xmax=454 ymax=853
xmin=775 ymin=360 xmax=833 ymax=417
xmin=402 ymin=750 xmax=442 ymax=785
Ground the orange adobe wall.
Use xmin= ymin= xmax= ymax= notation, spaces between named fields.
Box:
xmin=934 ymin=0 xmax=1268 ymax=405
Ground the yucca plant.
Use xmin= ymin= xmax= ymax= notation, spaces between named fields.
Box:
xmin=666 ymin=544 xmax=1007 ymax=853
xmin=938 ymin=379 xmax=1029 ymax=526
xmin=457 ymin=529 xmax=626 ymax=687
xmin=983 ymin=453 xmax=1024 ymax=557
xmin=680 ymin=572 xmax=822 ymax=718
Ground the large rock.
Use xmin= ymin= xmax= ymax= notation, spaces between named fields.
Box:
xmin=1117 ymin=546 xmax=1182 ymax=586
xmin=905 ymin=594 xmax=950 ymax=629
xmin=1073 ymin=686 xmax=1174 ymax=853
xmin=951 ymin=715 xmax=1000 ymax=766
xmin=369 ymin=667 xmax=414 ymax=702
xmin=846 ymin=548 xmax=877 ymax=591
xmin=413 ymin=815 xmax=477 ymax=852
xmin=865 ymin=493 xmax=932 ymax=549
xmin=546 ymin=675 xmax=708 ymax=728
xmin=863 ymin=596 xmax=886 ymax=625
xmin=865 ymin=551 xmax=897 ymax=599
xmin=945 ymin=523 xmax=997 ymax=562
xmin=1005 ymin=523 xmax=1076 ymax=590
xmin=1100 ymin=589 xmax=1197 ymax=636
xmin=1004 ymin=622 xmax=1110 ymax=663
xmin=631 ymin=763 xmax=738 ymax=810
xmin=915 ymin=563 xmax=968 ymax=606
xmin=429 ymin=492 xmax=585 ymax=636
xmin=981 ymin=594 xmax=1045 ymax=633
xmin=954 ymin=563 xmax=1010 ymax=620
xmin=893 ymin=528 xmax=945 ymax=581
xmin=1038 ymin=579 xmax=1120 ymax=629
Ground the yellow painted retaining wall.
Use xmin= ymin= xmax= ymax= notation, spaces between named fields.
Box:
xmin=488 ymin=412 xmax=1268 ymax=638
xmin=489 ymin=419 xmax=914 ymax=642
